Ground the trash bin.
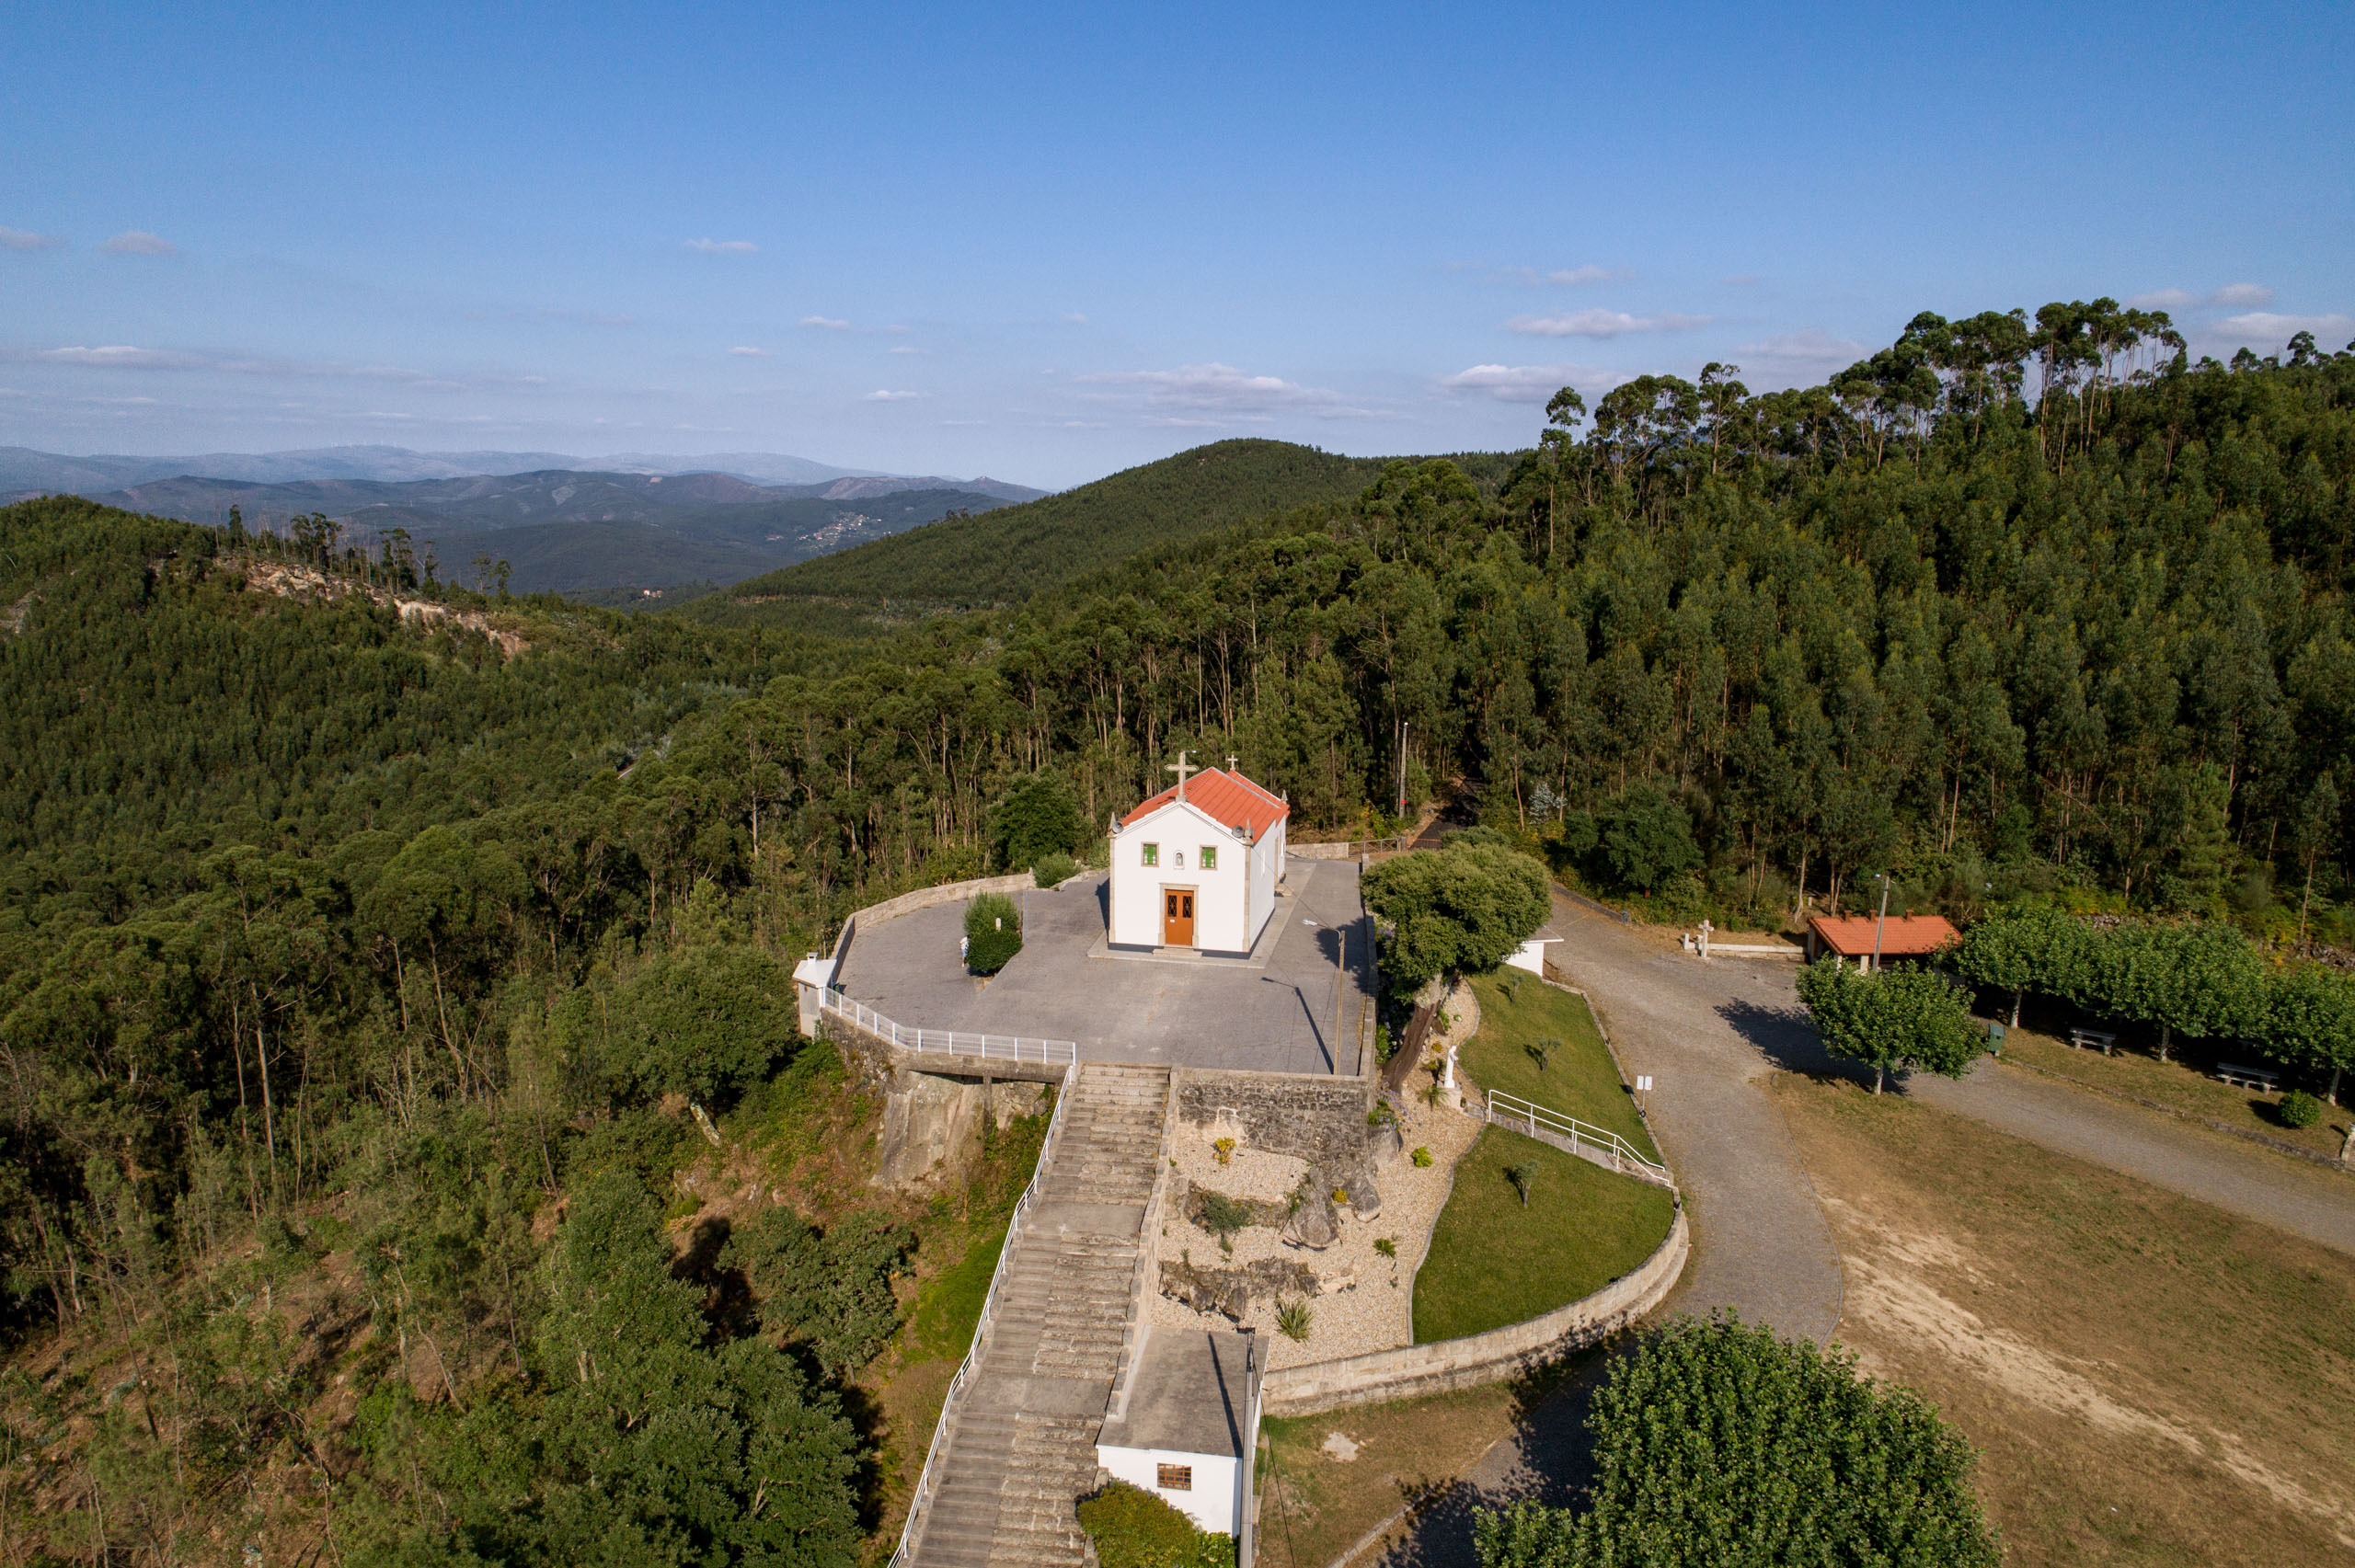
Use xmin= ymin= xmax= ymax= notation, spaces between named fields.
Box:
xmin=1985 ymin=1021 xmax=2005 ymax=1055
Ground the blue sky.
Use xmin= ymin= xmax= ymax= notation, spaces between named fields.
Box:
xmin=4 ymin=1 xmax=2349 ymax=487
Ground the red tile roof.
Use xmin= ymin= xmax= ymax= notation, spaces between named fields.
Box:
xmin=1120 ymin=767 xmax=1289 ymax=844
xmin=1806 ymin=913 xmax=1959 ymax=957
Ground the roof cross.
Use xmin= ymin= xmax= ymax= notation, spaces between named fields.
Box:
xmin=1226 ymin=754 xmax=1239 ymax=773
xmin=1165 ymin=750 xmax=1198 ymax=802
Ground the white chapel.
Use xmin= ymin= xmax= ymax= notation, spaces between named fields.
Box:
xmin=1109 ymin=753 xmax=1290 ymax=954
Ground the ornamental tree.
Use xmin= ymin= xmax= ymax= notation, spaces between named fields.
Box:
xmin=1475 ymin=1314 xmax=1998 ymax=1568
xmin=2260 ymin=963 xmax=2355 ymax=1105
xmin=1951 ymin=902 xmax=2081 ymax=1025
xmin=1795 ymin=958 xmax=1981 ymax=1094
xmin=1362 ymin=839 xmax=1551 ymax=990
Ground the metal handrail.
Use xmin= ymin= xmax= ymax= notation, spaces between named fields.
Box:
xmin=1482 ymin=1089 xmax=1671 ymax=1183
xmin=821 ymin=987 xmax=1078 ymax=1066
xmin=890 ymin=1059 xmax=1081 ymax=1568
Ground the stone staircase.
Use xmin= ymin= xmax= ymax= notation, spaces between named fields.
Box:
xmin=908 ymin=1062 xmax=1172 ymax=1568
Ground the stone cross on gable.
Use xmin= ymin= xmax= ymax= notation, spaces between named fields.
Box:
xmin=1226 ymin=754 xmax=1239 ymax=772
xmin=1165 ymin=750 xmax=1198 ymax=802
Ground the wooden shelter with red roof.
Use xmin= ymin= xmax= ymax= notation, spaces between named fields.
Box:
xmin=1803 ymin=911 xmax=1959 ymax=971
xmin=1109 ymin=752 xmax=1290 ymax=954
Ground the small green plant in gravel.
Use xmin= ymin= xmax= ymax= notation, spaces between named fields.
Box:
xmin=1374 ymin=1237 xmax=1396 ymax=1258
xmin=1276 ymin=1297 xmax=1314 ymax=1342
xmin=1411 ymin=1146 xmax=1433 ymax=1167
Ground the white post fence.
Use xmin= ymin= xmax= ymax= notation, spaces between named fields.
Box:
xmin=820 ymin=986 xmax=1078 ymax=1067
xmin=890 ymin=1059 xmax=1082 ymax=1568
xmin=1480 ymin=1089 xmax=1674 ymax=1188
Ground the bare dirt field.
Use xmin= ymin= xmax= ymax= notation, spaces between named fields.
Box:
xmin=1775 ymin=1072 xmax=2355 ymax=1565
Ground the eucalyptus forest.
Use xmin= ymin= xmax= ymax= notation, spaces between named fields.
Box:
xmin=1 ymin=299 xmax=2352 ymax=1562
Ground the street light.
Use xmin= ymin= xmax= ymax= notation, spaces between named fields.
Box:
xmin=1871 ymin=872 xmax=1891 ymax=973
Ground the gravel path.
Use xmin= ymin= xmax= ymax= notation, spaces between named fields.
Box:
xmin=1905 ymin=1054 xmax=2355 ymax=1253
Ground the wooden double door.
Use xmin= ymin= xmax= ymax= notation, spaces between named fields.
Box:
xmin=1162 ymin=887 xmax=1195 ymax=946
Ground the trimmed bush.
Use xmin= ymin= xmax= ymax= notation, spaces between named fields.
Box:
xmin=965 ymin=891 xmax=1023 ymax=974
xmin=1076 ymin=1481 xmax=1235 ymax=1568
xmin=2278 ymin=1089 xmax=2323 ymax=1128
xmin=1033 ymin=851 xmax=1079 ymax=887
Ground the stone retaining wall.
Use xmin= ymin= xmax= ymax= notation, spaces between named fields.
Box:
xmin=1175 ymin=1067 xmax=1375 ymax=1172
xmin=1258 ymin=1206 xmax=1689 ymax=1416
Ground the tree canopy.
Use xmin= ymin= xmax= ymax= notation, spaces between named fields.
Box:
xmin=1474 ymin=1314 xmax=1998 ymax=1568
xmin=1362 ymin=835 xmax=1552 ymax=990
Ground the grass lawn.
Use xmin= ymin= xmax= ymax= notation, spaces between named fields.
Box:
xmin=1457 ymin=972 xmax=1659 ymax=1162
xmin=1252 ymin=1361 xmax=1586 ymax=1568
xmin=1775 ymin=1071 xmax=2355 ymax=1566
xmin=1998 ymin=1021 xmax=2353 ymax=1162
xmin=1412 ymin=1125 xmax=1675 ymax=1344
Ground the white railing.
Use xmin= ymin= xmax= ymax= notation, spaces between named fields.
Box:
xmin=891 ymin=1059 xmax=1081 ymax=1568
xmin=821 ymin=987 xmax=1078 ymax=1067
xmin=1482 ymin=1089 xmax=1672 ymax=1186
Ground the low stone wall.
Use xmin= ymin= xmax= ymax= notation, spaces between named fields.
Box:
xmin=829 ymin=871 xmax=1037 ymax=962
xmin=1258 ymin=1205 xmax=1689 ymax=1416
xmin=1288 ymin=841 xmax=1361 ymax=863
xmin=1175 ymin=1067 xmax=1374 ymax=1172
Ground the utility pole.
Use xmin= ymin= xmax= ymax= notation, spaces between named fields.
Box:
xmin=1396 ymin=721 xmax=1410 ymax=821
xmin=1871 ymin=872 xmax=1891 ymax=974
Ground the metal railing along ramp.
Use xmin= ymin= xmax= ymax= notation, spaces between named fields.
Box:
xmin=820 ymin=986 xmax=1078 ymax=1067
xmin=1480 ymin=1089 xmax=1673 ymax=1188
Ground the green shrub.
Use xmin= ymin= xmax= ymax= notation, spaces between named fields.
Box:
xmin=965 ymin=892 xmax=1023 ymax=974
xmin=1196 ymin=1192 xmax=1251 ymax=1240
xmin=1411 ymin=1146 xmax=1434 ymax=1167
xmin=2278 ymin=1089 xmax=2324 ymax=1128
xmin=1033 ymin=852 xmax=1080 ymax=887
xmin=1474 ymin=1315 xmax=1997 ymax=1568
xmin=1077 ymin=1481 xmax=1235 ymax=1568
xmin=1276 ymin=1297 xmax=1313 ymax=1342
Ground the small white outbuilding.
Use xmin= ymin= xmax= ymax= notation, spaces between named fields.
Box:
xmin=1108 ymin=755 xmax=1288 ymax=955
xmin=1096 ymin=1328 xmax=1261 ymax=1544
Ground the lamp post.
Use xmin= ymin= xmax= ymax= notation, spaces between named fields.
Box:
xmin=1871 ymin=872 xmax=1891 ymax=974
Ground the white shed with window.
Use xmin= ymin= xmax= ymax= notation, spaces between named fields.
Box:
xmin=1108 ymin=758 xmax=1287 ymax=955
xmin=1096 ymin=1328 xmax=1262 ymax=1545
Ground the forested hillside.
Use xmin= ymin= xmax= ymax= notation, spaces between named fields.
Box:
xmin=695 ymin=438 xmax=1519 ymax=612
xmin=2 ymin=302 xmax=2352 ymax=1562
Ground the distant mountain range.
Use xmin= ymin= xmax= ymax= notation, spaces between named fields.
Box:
xmin=0 ymin=443 xmax=1046 ymax=499
xmin=0 ymin=445 xmax=1049 ymax=599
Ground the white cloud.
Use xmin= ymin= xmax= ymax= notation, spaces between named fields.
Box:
xmin=1731 ymin=328 xmax=1867 ymax=371
xmin=2128 ymin=282 xmax=2275 ymax=311
xmin=1506 ymin=309 xmax=1708 ymax=338
xmin=21 ymin=344 xmax=206 ymax=369
xmin=0 ymin=227 xmax=63 ymax=252
xmin=2209 ymin=312 xmax=2354 ymax=349
xmin=864 ymin=389 xmax=922 ymax=402
xmin=800 ymin=315 xmax=852 ymax=331
xmin=888 ymin=345 xmax=922 ymax=355
xmin=1075 ymin=361 xmax=1382 ymax=418
xmin=1437 ymin=362 xmax=1625 ymax=404
xmin=1063 ymin=312 xmax=1091 ymax=325
xmin=686 ymin=237 xmax=757 ymax=254
xmin=101 ymin=231 xmax=178 ymax=257
xmin=539 ymin=308 xmax=634 ymax=326
xmin=1491 ymin=264 xmax=1628 ymax=287
xmin=728 ymin=345 xmax=772 ymax=357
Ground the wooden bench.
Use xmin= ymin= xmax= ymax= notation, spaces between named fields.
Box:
xmin=2068 ymin=1027 xmax=2119 ymax=1056
xmin=2215 ymin=1062 xmax=2280 ymax=1093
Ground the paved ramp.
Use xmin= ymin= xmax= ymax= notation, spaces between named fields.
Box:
xmin=907 ymin=1063 xmax=1171 ymax=1568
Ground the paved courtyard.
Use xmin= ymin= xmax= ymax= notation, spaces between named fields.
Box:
xmin=833 ymin=862 xmax=1375 ymax=1075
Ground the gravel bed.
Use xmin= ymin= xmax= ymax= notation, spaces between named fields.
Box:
xmin=1150 ymin=1070 xmax=1485 ymax=1368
